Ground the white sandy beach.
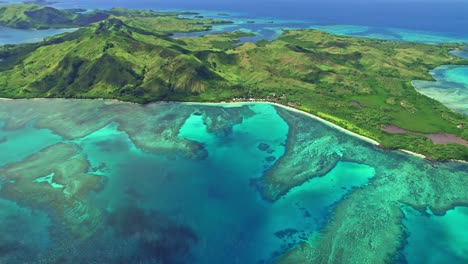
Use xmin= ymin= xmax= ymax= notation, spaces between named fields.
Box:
xmin=181 ymin=101 xmax=437 ymax=160
xmin=184 ymin=101 xmax=380 ymax=144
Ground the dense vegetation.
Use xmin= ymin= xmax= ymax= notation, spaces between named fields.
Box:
xmin=0 ymin=3 xmax=228 ymax=30
xmin=0 ymin=3 xmax=108 ymax=29
xmin=0 ymin=4 xmax=467 ymax=160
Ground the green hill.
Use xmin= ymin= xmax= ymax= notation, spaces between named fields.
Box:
xmin=0 ymin=4 xmax=229 ymax=30
xmin=0 ymin=3 xmax=110 ymax=29
xmin=0 ymin=17 xmax=231 ymax=102
xmin=0 ymin=4 xmax=467 ymax=160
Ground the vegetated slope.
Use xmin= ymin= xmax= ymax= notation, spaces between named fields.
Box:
xmin=208 ymin=30 xmax=468 ymax=160
xmin=0 ymin=3 xmax=226 ymax=30
xmin=0 ymin=18 xmax=226 ymax=102
xmin=179 ymin=30 xmax=467 ymax=161
xmin=0 ymin=3 xmax=109 ymax=29
xmin=0 ymin=7 xmax=466 ymax=160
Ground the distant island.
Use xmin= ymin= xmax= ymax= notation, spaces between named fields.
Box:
xmin=0 ymin=3 xmax=467 ymax=161
xmin=23 ymin=0 xmax=59 ymax=6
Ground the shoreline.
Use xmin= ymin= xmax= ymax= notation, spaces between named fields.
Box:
xmin=183 ymin=101 xmax=439 ymax=160
xmin=1 ymin=97 xmax=466 ymax=163
xmin=411 ymin=66 xmax=468 ymax=116
xmin=185 ymin=101 xmax=380 ymax=145
xmin=265 ymin=103 xmax=466 ymax=163
xmin=269 ymin=102 xmax=381 ymax=145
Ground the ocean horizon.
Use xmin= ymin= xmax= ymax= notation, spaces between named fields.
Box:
xmin=3 ymin=0 xmax=468 ymax=38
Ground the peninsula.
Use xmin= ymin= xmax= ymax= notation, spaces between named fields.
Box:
xmin=0 ymin=3 xmax=467 ymax=160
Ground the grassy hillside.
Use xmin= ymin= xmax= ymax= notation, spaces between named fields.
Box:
xmin=0 ymin=3 xmax=108 ymax=29
xmin=0 ymin=3 xmax=230 ymax=30
xmin=0 ymin=4 xmax=467 ymax=160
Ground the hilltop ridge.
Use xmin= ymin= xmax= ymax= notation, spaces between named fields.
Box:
xmin=0 ymin=3 xmax=109 ymax=29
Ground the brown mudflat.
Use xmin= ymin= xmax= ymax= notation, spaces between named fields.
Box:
xmin=382 ymin=125 xmax=467 ymax=146
xmin=382 ymin=125 xmax=410 ymax=134
xmin=426 ymin=133 xmax=468 ymax=146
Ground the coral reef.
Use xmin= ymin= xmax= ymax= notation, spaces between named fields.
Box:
xmin=261 ymin=106 xmax=344 ymax=201
xmin=0 ymin=143 xmax=104 ymax=239
xmin=277 ymin=138 xmax=468 ymax=263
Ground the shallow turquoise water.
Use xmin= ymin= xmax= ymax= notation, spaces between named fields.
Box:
xmin=0 ymin=27 xmax=77 ymax=45
xmin=308 ymin=25 xmax=468 ymax=44
xmin=63 ymin=104 xmax=375 ymax=262
xmin=450 ymin=47 xmax=468 ymax=59
xmin=403 ymin=206 xmax=468 ymax=264
xmin=413 ymin=66 xmax=468 ymax=115
xmin=0 ymin=100 xmax=466 ymax=263
xmin=0 ymin=198 xmax=51 ymax=260
xmin=0 ymin=121 xmax=61 ymax=166
xmin=173 ymin=13 xmax=468 ymax=45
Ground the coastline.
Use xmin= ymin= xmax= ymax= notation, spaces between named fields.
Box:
xmin=265 ymin=103 xmax=467 ymax=163
xmin=2 ymin=97 xmax=467 ymax=163
xmin=175 ymin=101 xmax=438 ymax=160
xmin=269 ymin=102 xmax=381 ymax=145
xmin=410 ymin=47 xmax=468 ymax=115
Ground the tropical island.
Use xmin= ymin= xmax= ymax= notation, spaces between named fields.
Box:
xmin=0 ymin=3 xmax=467 ymax=161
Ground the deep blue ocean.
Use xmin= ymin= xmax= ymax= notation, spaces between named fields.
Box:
xmin=3 ymin=0 xmax=468 ymax=45
xmin=34 ymin=0 xmax=468 ymax=37
xmin=3 ymin=0 xmax=468 ymax=35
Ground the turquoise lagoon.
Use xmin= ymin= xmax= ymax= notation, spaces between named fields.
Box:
xmin=0 ymin=99 xmax=466 ymax=263
xmin=411 ymin=48 xmax=468 ymax=116
xmin=0 ymin=27 xmax=77 ymax=45
xmin=172 ymin=13 xmax=468 ymax=45
xmin=403 ymin=206 xmax=468 ymax=264
xmin=450 ymin=47 xmax=468 ymax=59
xmin=412 ymin=66 xmax=468 ymax=115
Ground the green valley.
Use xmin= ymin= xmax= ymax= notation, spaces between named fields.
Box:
xmin=0 ymin=4 xmax=467 ymax=160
